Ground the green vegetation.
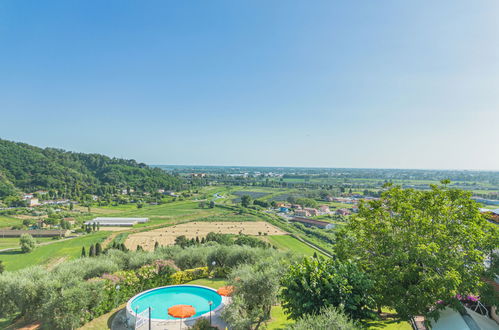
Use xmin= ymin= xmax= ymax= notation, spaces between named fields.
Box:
xmin=19 ymin=233 xmax=36 ymax=253
xmin=281 ymin=257 xmax=374 ymax=320
xmin=0 ymin=244 xmax=286 ymax=330
xmin=0 ymin=216 xmax=21 ymax=229
xmin=336 ymin=184 xmax=499 ymax=321
xmin=186 ymin=277 xmax=227 ymax=289
xmin=0 ymin=231 xmax=110 ymax=271
xmin=287 ymin=306 xmax=360 ymax=330
xmin=0 ymin=138 xmax=181 ymax=200
xmin=222 ymin=258 xmax=285 ymax=329
xmin=265 ymin=235 xmax=318 ymax=256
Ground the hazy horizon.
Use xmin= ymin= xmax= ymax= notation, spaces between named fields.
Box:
xmin=1 ymin=1 xmax=498 ymax=170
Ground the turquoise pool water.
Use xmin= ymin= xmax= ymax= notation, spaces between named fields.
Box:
xmin=129 ymin=285 xmax=223 ymax=320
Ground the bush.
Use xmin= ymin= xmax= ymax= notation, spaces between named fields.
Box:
xmin=287 ymin=306 xmax=360 ymax=330
xmin=19 ymin=234 xmax=36 ymax=253
xmin=280 ymin=257 xmax=374 ymax=320
xmin=174 ymin=247 xmax=209 ymax=270
xmin=170 ymin=267 xmax=209 ymax=285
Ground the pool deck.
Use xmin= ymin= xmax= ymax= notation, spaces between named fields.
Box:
xmin=111 ymin=301 xmax=230 ymax=330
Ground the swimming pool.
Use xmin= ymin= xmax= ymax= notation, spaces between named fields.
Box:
xmin=127 ymin=285 xmax=223 ymax=321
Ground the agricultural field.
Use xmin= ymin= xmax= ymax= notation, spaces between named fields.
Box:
xmin=0 ymin=236 xmax=54 ymax=250
xmin=0 ymin=231 xmax=110 ymax=271
xmin=125 ymin=221 xmax=286 ymax=251
xmin=264 ymin=235 xmax=319 ymax=257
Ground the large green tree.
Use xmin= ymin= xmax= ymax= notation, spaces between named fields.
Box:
xmin=280 ymin=257 xmax=374 ymax=320
xmin=335 ymin=183 xmax=499 ymax=321
xmin=222 ymin=259 xmax=283 ymax=329
xmin=19 ymin=234 xmax=36 ymax=253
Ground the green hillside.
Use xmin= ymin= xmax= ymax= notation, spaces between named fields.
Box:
xmin=0 ymin=139 xmax=181 ymax=198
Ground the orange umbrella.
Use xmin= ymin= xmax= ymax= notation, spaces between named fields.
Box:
xmin=168 ymin=304 xmax=196 ymax=319
xmin=217 ymin=285 xmax=235 ymax=296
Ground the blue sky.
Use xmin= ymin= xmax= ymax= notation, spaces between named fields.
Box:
xmin=0 ymin=1 xmax=498 ymax=170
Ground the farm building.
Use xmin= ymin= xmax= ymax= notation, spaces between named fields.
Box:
xmin=84 ymin=217 xmax=149 ymax=227
xmin=0 ymin=229 xmax=70 ymax=238
xmin=319 ymin=205 xmax=331 ymax=214
xmin=336 ymin=208 xmax=351 ymax=216
xmin=290 ymin=217 xmax=335 ymax=229
xmin=295 ymin=209 xmax=311 ymax=217
xmin=304 ymin=208 xmax=320 ymax=216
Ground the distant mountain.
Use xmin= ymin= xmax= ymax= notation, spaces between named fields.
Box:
xmin=0 ymin=139 xmax=181 ymax=199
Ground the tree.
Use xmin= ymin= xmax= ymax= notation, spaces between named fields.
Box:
xmin=81 ymin=246 xmax=86 ymax=257
xmin=287 ymin=306 xmax=360 ymax=330
xmin=19 ymin=234 xmax=36 ymax=253
xmin=280 ymin=257 xmax=374 ymax=320
xmin=154 ymin=241 xmax=160 ymax=250
xmin=95 ymin=243 xmax=102 ymax=256
xmin=0 ymin=260 xmax=4 ymax=274
xmin=209 ymin=201 xmax=215 ymax=208
xmin=89 ymin=244 xmax=95 ymax=257
xmin=222 ymin=259 xmax=283 ymax=329
xmin=335 ymin=184 xmax=499 ymax=321
xmin=241 ymin=195 xmax=252 ymax=208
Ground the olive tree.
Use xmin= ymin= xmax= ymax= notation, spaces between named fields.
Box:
xmin=335 ymin=183 xmax=499 ymax=321
xmin=222 ymin=259 xmax=284 ymax=329
xmin=19 ymin=234 xmax=36 ymax=253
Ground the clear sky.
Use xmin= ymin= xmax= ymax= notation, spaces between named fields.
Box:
xmin=0 ymin=1 xmax=498 ymax=170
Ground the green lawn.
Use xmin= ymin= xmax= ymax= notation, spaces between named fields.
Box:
xmin=266 ymin=305 xmax=294 ymax=329
xmin=0 ymin=231 xmax=111 ymax=271
xmin=265 ymin=235 xmax=319 ymax=257
xmin=187 ymin=278 xmax=227 ymax=289
xmin=0 ymin=215 xmax=21 ymax=228
xmin=0 ymin=237 xmax=54 ymax=250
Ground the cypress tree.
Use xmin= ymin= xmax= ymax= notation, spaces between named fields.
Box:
xmin=201 ymin=237 xmax=205 ymax=244
xmin=89 ymin=244 xmax=95 ymax=257
xmin=95 ymin=243 xmax=102 ymax=256
xmin=154 ymin=241 xmax=159 ymax=250
xmin=136 ymin=245 xmax=143 ymax=251
xmin=92 ymin=222 xmax=97 ymax=232
xmin=195 ymin=236 xmax=200 ymax=244
xmin=81 ymin=246 xmax=86 ymax=257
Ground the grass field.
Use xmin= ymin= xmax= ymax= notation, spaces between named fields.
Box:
xmin=0 ymin=237 xmax=54 ymax=250
xmin=0 ymin=231 xmax=111 ymax=271
xmin=0 ymin=215 xmax=21 ymax=228
xmin=265 ymin=235 xmax=319 ymax=256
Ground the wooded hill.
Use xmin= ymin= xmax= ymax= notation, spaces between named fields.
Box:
xmin=0 ymin=139 xmax=181 ymax=198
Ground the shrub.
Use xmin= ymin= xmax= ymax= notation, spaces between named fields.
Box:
xmin=287 ymin=306 xmax=360 ymax=330
xmin=174 ymin=247 xmax=209 ymax=270
xmin=170 ymin=267 xmax=209 ymax=285
xmin=280 ymin=257 xmax=374 ymax=320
